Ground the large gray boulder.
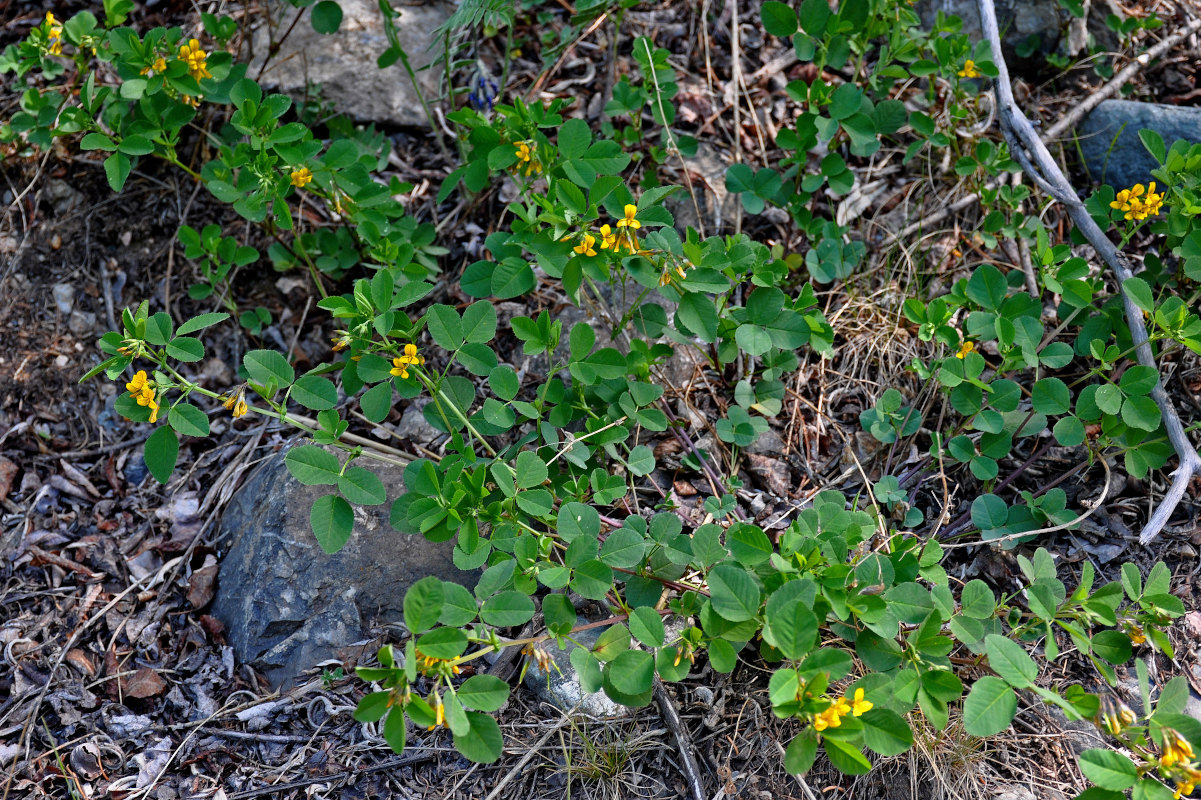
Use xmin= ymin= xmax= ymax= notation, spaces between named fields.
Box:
xmin=1078 ymin=100 xmax=1201 ymax=189
xmin=250 ymin=0 xmax=450 ymax=127
xmin=212 ymin=446 xmax=476 ymax=687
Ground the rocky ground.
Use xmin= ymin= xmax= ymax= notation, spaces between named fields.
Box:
xmin=2 ymin=0 xmax=1201 ymax=798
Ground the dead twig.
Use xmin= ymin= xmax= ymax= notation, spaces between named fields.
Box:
xmin=653 ymin=679 xmax=707 ymax=800
xmin=977 ymin=0 xmax=1201 ymax=544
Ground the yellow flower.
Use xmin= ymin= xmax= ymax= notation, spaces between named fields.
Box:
xmin=126 ymin=370 xmax=150 ymax=398
xmin=126 ymin=372 xmax=161 ymax=424
xmin=598 ymin=224 xmax=617 ymax=250
xmin=178 ymin=38 xmax=212 ymax=81
xmin=573 ymin=233 xmax=597 ymax=257
xmin=849 ymin=688 xmax=873 ymax=716
xmin=181 ymin=94 xmax=201 ymax=108
xmin=290 ymin=166 xmax=313 ymax=188
xmin=1128 ymin=624 xmax=1146 ymax=645
xmin=427 ymin=694 xmax=444 ymax=730
xmin=1175 ymin=779 xmax=1196 ymax=800
xmin=831 ymin=696 xmax=852 ymax=718
xmin=956 ymin=340 xmax=975 ymax=359
xmin=222 ymin=388 xmax=249 ymax=418
xmin=45 ymin=12 xmax=63 ymax=56
xmin=514 ymin=141 xmax=542 ymax=176
xmin=390 ymin=343 xmax=425 ymax=379
xmin=616 ymin=204 xmax=641 ymax=230
xmin=141 ymin=56 xmax=167 ymax=75
xmin=1111 ymin=182 xmax=1166 ymax=221
xmin=1162 ymin=730 xmax=1196 ymax=769
xmin=958 ymin=60 xmax=981 ymax=78
xmin=331 ymin=332 xmax=351 ymax=352
xmin=658 ymin=263 xmax=688 ymax=286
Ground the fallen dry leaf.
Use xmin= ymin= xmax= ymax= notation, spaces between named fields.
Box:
xmin=0 ymin=456 xmax=18 ymax=503
xmin=122 ymin=667 xmax=167 ymax=699
xmin=187 ymin=555 xmax=218 ymax=609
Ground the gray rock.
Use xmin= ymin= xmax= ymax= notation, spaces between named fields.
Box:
xmin=44 ymin=179 xmax=86 ymax=216
xmin=250 ymin=0 xmax=450 ymax=127
xmin=395 ymin=398 xmax=442 ymax=446
xmin=524 ymin=625 xmax=628 ymax=718
xmin=68 ymin=310 xmax=96 ymax=336
xmin=1078 ymin=101 xmax=1201 ymax=189
xmin=122 ymin=453 xmax=148 ymax=485
xmin=212 ymin=446 xmax=477 ymax=687
xmin=52 ymin=283 xmax=75 ymax=315
xmin=667 ymin=143 xmax=739 ymax=236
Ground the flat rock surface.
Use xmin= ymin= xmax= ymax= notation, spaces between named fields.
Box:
xmin=212 ymin=446 xmax=476 ymax=687
xmin=250 ymin=0 xmax=450 ymax=127
xmin=1078 ymin=100 xmax=1201 ymax=189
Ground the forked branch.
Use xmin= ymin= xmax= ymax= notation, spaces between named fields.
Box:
xmin=975 ymin=0 xmax=1201 ymax=544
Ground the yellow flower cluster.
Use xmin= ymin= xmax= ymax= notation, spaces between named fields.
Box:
xmin=958 ymin=59 xmax=981 ymax=78
xmin=956 ymin=340 xmax=975 ymax=359
xmin=126 ymin=370 xmax=159 ymax=423
xmin=290 ymin=166 xmax=313 ymax=188
xmin=222 ymin=387 xmax=248 ymax=418
xmin=45 ymin=12 xmax=63 ymax=56
xmin=513 ymin=141 xmax=542 ymax=176
xmin=812 ymin=688 xmax=873 ymax=731
xmin=1098 ymin=696 xmax=1137 ymax=736
xmin=1160 ymin=729 xmax=1201 ymax=799
xmin=390 ymin=343 xmax=425 ymax=379
xmin=1110 ymin=182 xmax=1165 ymax=221
xmin=179 ymin=38 xmax=212 ymax=81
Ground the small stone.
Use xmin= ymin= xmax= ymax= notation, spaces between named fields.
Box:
xmin=68 ymin=310 xmax=96 ymax=336
xmin=52 ymin=283 xmax=75 ymax=314
xmin=123 ymin=453 xmax=149 ymax=485
xmin=524 ymin=625 xmax=628 ymax=718
xmin=395 ymin=399 xmax=441 ymax=445
xmin=54 ymin=355 xmax=70 ymax=368
xmin=49 ymin=233 xmax=62 ymax=250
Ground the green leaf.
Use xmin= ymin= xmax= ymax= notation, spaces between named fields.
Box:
xmin=515 ymin=450 xmax=548 ymax=489
xmin=628 ymin=607 xmax=665 ymax=647
xmin=285 ymin=445 xmax=341 ymax=485
xmin=1119 ymin=365 xmax=1158 ymax=397
xmin=244 ymin=349 xmax=295 ymax=387
xmin=676 ymin=293 xmax=719 ymax=343
xmin=145 ymin=312 xmax=174 ymax=345
xmin=168 ymin=402 xmax=209 ymax=437
xmin=176 ymin=312 xmax=229 ymax=335
xmin=426 ymin=304 xmax=465 ymax=350
xmin=292 ymin=375 xmax=338 ymax=410
xmin=480 ymin=591 xmax=536 ymax=627
xmin=784 ymin=730 xmax=818 ymax=774
xmin=311 ymin=0 xmax=343 ymax=33
xmin=1122 ymin=277 xmax=1154 ymax=314
xmin=1091 ymin=629 xmax=1133 ymax=664
xmin=761 ymin=1 xmax=798 ymax=36
xmin=166 ymin=337 xmax=204 ymax=362
xmin=1031 ymin=378 xmax=1070 ymax=415
xmin=360 ymin=381 xmax=393 ymax=423
xmin=1078 ymin=749 xmax=1139 ymax=790
xmin=453 ymin=712 xmax=503 ymax=763
xmin=403 ymin=575 xmax=444 ymax=634
xmin=960 ymin=580 xmax=995 ymax=619
xmin=104 ymin=152 xmax=132 ymax=191
xmin=707 ymin=564 xmax=762 ymax=622
xmin=984 ymin=634 xmax=1037 ymax=688
xmin=457 ymin=674 xmax=509 ymax=712
xmin=558 ymin=118 xmax=592 ymax=160
xmin=462 ymin=302 xmax=498 ymax=344
xmin=966 ymin=264 xmax=1007 ymax=311
xmin=963 ymin=676 xmax=1017 ymax=736
xmin=607 ymin=649 xmax=654 ymax=696
xmin=339 ymin=466 xmax=387 ymax=505
xmin=883 ymin=582 xmax=933 ymax=624
xmin=310 ymin=493 xmax=354 ymax=553
xmin=1139 ymin=128 xmax=1166 ymax=163
xmin=823 ymin=738 xmax=872 ymax=775
xmin=143 ymin=426 xmax=179 ymax=484
xmin=860 ymin=708 xmax=914 ymax=756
